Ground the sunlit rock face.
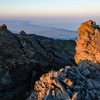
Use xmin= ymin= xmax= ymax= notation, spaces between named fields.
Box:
xmin=28 ymin=60 xmax=100 ymax=100
xmin=75 ymin=20 xmax=100 ymax=64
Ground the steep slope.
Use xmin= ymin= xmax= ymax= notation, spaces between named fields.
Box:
xmin=0 ymin=24 xmax=76 ymax=100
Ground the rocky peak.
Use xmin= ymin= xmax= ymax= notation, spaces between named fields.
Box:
xmin=75 ymin=20 xmax=100 ymax=64
xmin=0 ymin=24 xmax=7 ymax=29
xmin=19 ymin=30 xmax=27 ymax=35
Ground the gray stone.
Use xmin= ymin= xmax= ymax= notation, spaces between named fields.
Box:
xmin=86 ymin=79 xmax=94 ymax=89
xmin=57 ymin=72 xmax=67 ymax=80
xmin=1 ymin=71 xmax=12 ymax=85
xmin=55 ymin=88 xmax=62 ymax=97
xmin=53 ymin=78 xmax=65 ymax=92
xmin=85 ymin=93 xmax=92 ymax=100
xmin=43 ymin=95 xmax=57 ymax=100
xmin=88 ymin=90 xmax=95 ymax=99
xmin=92 ymin=89 xmax=97 ymax=94
xmin=27 ymin=91 xmax=38 ymax=100
xmin=64 ymin=66 xmax=71 ymax=73
xmin=78 ymin=61 xmax=89 ymax=71
xmin=43 ymin=89 xmax=58 ymax=100
xmin=97 ymin=92 xmax=100 ymax=100
xmin=66 ymin=89 xmax=72 ymax=96
xmin=57 ymin=92 xmax=70 ymax=100
xmin=75 ymin=68 xmax=86 ymax=80
xmin=81 ymin=68 xmax=90 ymax=76
xmin=92 ymin=79 xmax=100 ymax=88
xmin=74 ymin=85 xmax=82 ymax=91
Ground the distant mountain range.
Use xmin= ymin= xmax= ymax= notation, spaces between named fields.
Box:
xmin=0 ymin=20 xmax=78 ymax=40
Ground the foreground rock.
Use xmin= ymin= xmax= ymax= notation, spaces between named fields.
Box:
xmin=75 ymin=20 xmax=100 ymax=64
xmin=0 ymin=24 xmax=75 ymax=99
xmin=28 ymin=60 xmax=100 ymax=100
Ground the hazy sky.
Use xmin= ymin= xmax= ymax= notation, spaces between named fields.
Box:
xmin=0 ymin=0 xmax=100 ymax=30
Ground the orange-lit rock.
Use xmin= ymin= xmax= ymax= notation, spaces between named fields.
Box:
xmin=72 ymin=92 xmax=78 ymax=100
xmin=64 ymin=78 xmax=73 ymax=87
xmin=0 ymin=24 xmax=7 ymax=29
xmin=75 ymin=20 xmax=100 ymax=64
xmin=34 ymin=71 xmax=58 ymax=100
xmin=28 ymin=61 xmax=100 ymax=100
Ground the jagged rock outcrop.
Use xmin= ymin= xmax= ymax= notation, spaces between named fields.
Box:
xmin=75 ymin=20 xmax=100 ymax=64
xmin=28 ymin=60 xmax=100 ymax=100
xmin=0 ymin=24 xmax=7 ymax=29
xmin=0 ymin=24 xmax=75 ymax=100
xmin=19 ymin=30 xmax=27 ymax=35
xmin=27 ymin=20 xmax=100 ymax=100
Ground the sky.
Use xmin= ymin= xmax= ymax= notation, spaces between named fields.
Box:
xmin=0 ymin=0 xmax=100 ymax=30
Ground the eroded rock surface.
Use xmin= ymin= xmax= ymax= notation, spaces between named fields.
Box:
xmin=75 ymin=20 xmax=100 ymax=64
xmin=28 ymin=60 xmax=100 ymax=100
xmin=0 ymin=24 xmax=75 ymax=100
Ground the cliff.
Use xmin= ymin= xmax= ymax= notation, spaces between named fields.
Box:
xmin=0 ymin=24 xmax=76 ymax=99
xmin=75 ymin=20 xmax=100 ymax=64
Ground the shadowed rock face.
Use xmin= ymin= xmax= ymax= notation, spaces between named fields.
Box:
xmin=0 ymin=24 xmax=7 ymax=29
xmin=75 ymin=20 xmax=100 ymax=64
xmin=0 ymin=24 xmax=75 ymax=100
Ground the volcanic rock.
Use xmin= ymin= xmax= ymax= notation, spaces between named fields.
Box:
xmin=0 ymin=24 xmax=75 ymax=100
xmin=28 ymin=20 xmax=100 ymax=100
xmin=28 ymin=60 xmax=100 ymax=100
xmin=75 ymin=20 xmax=100 ymax=64
xmin=0 ymin=24 xmax=7 ymax=29
xmin=19 ymin=30 xmax=27 ymax=35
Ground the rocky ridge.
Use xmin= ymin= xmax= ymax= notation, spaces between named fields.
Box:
xmin=75 ymin=20 xmax=100 ymax=64
xmin=28 ymin=20 xmax=100 ymax=100
xmin=0 ymin=24 xmax=75 ymax=100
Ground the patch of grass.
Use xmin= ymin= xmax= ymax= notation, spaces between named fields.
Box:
xmin=1 ymin=53 xmax=13 ymax=59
